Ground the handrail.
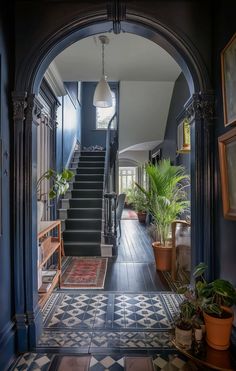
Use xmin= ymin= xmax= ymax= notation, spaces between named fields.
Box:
xmin=103 ymin=112 xmax=118 ymax=248
xmin=104 ymin=112 xmax=117 ymax=193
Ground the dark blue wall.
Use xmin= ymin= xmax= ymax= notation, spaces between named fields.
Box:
xmin=56 ymin=82 xmax=81 ymax=172
xmin=151 ymin=73 xmax=190 ymax=170
xmin=0 ymin=7 xmax=15 ymax=371
xmin=81 ymin=82 xmax=118 ymax=149
xmin=213 ymin=2 xmax=236 ymax=284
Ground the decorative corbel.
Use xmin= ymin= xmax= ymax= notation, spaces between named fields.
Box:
xmin=26 ymin=94 xmax=43 ymax=126
xmin=185 ymin=91 xmax=214 ymax=125
xmin=12 ymin=92 xmax=27 ymax=121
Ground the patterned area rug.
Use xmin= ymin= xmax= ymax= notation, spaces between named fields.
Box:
xmin=61 ymin=257 xmax=108 ymax=289
xmin=121 ymin=209 xmax=138 ymax=220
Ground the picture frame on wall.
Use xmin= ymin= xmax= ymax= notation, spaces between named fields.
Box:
xmin=218 ymin=127 xmax=236 ymax=220
xmin=221 ymin=32 xmax=236 ymax=126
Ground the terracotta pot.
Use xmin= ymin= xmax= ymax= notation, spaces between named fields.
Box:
xmin=152 ymin=242 xmax=172 ymax=271
xmin=137 ymin=211 xmax=147 ymax=224
xmin=203 ymin=307 xmax=233 ymax=350
xmin=175 ymin=326 xmax=192 ymax=350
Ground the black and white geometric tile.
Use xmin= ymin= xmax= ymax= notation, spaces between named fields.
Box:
xmin=12 ymin=352 xmax=197 ymax=370
xmin=43 ymin=292 xmax=182 ymax=331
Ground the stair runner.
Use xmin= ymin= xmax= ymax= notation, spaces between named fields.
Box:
xmin=60 ymin=150 xmax=105 ymax=256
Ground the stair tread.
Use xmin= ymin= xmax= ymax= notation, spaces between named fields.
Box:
xmin=64 ymin=229 xmax=101 ymax=232
xmin=66 ymin=198 xmax=103 ymax=200
xmin=66 ymin=218 xmax=102 ymax=221
xmin=63 ymin=241 xmax=101 ymax=245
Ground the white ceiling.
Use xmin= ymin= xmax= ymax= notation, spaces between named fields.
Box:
xmin=52 ymin=32 xmax=182 ymax=158
xmin=54 ymin=32 xmax=181 ymax=82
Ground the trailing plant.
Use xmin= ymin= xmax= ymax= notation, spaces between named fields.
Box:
xmin=136 ymin=159 xmax=190 ymax=246
xmin=37 ymin=168 xmax=74 ymax=201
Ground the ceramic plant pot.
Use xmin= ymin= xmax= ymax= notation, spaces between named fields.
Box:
xmin=175 ymin=326 xmax=192 ymax=350
xmin=137 ymin=211 xmax=147 ymax=224
xmin=152 ymin=242 xmax=172 ymax=271
xmin=203 ymin=307 xmax=234 ymax=350
xmin=37 ymin=200 xmax=44 ymax=222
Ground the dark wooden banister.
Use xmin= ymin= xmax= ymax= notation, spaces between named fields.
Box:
xmin=103 ymin=112 xmax=118 ymax=246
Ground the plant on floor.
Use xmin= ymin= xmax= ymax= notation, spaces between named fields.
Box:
xmin=126 ymin=185 xmax=148 ymax=223
xmin=178 ymin=262 xmax=236 ymax=350
xmin=136 ymin=159 xmax=190 ymax=271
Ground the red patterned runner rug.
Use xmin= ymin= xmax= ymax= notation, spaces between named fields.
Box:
xmin=61 ymin=257 xmax=107 ymax=289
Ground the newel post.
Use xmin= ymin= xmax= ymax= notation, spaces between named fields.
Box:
xmin=185 ymin=92 xmax=215 ymax=280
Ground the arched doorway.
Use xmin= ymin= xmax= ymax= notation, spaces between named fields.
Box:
xmin=12 ymin=8 xmax=214 ymax=351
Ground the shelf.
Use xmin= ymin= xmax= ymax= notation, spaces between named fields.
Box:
xmin=38 ymin=270 xmax=61 ymax=308
xmin=38 ymin=220 xmax=61 ymax=239
xmin=39 ymin=240 xmax=60 ymax=268
xmin=37 ymin=220 xmax=61 ymax=308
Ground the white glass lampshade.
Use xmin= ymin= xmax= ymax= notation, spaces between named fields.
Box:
xmin=93 ymin=75 xmax=112 ymax=107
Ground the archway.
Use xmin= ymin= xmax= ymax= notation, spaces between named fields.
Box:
xmin=12 ymin=9 xmax=214 ymax=351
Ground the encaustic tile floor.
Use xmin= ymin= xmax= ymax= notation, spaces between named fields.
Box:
xmin=11 ymin=220 xmax=197 ymax=370
xmin=11 ymin=291 xmax=199 ymax=370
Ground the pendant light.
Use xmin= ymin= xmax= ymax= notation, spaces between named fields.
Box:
xmin=93 ymin=35 xmax=112 ymax=108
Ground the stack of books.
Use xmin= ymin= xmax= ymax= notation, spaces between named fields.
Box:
xmin=38 ymin=270 xmax=57 ymax=293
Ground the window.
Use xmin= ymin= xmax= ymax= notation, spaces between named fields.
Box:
xmin=119 ymin=167 xmax=137 ymax=193
xmin=96 ymin=90 xmax=116 ymax=129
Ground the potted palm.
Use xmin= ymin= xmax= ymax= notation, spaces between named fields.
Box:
xmin=37 ymin=168 xmax=74 ymax=221
xmin=136 ymin=159 xmax=190 ymax=271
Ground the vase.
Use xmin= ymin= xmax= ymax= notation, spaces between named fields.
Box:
xmin=37 ymin=200 xmax=44 ymax=222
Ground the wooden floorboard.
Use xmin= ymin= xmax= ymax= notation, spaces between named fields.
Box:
xmin=103 ymin=219 xmax=170 ymax=292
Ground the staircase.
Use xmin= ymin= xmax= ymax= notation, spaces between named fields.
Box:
xmin=60 ymin=150 xmax=105 ymax=256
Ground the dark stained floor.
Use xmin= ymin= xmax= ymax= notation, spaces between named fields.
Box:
xmin=103 ymin=219 xmax=169 ymax=292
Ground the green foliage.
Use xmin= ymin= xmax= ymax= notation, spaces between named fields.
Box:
xmin=37 ymin=168 xmax=74 ymax=200
xmin=179 ymin=263 xmax=236 ymax=318
xmin=136 ymin=159 xmax=190 ymax=246
xmin=126 ymin=186 xmax=148 ymax=212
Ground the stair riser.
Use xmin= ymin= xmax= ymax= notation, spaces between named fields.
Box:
xmin=67 ymin=209 xmax=102 ymax=219
xmin=65 ymin=219 xmax=102 ymax=230
xmin=73 ymin=182 xmax=103 ymax=190
xmin=81 ymin=151 xmax=105 ymax=157
xmin=64 ymin=244 xmax=101 ymax=256
xmin=77 ymin=168 xmax=104 ymax=174
xmin=78 ymin=162 xmax=104 ymax=168
xmin=74 ymin=174 xmax=104 ymax=182
xmin=69 ymin=199 xmax=102 ymax=208
xmin=63 ymin=231 xmax=101 ymax=242
xmin=71 ymin=190 xmax=103 ymax=198
xmin=80 ymin=156 xmax=106 ymax=162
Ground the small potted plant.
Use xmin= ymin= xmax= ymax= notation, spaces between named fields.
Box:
xmin=37 ymin=168 xmax=74 ymax=221
xmin=136 ymin=159 xmax=190 ymax=271
xmin=125 ymin=186 xmax=148 ymax=223
xmin=174 ymin=299 xmax=195 ymax=350
xmin=179 ymin=262 xmax=236 ymax=350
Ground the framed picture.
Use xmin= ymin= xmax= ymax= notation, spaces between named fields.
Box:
xmin=221 ymin=33 xmax=236 ymax=126
xmin=218 ymin=127 xmax=236 ymax=219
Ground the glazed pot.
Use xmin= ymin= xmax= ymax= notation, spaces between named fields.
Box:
xmin=203 ymin=307 xmax=233 ymax=350
xmin=37 ymin=200 xmax=44 ymax=222
xmin=152 ymin=241 xmax=172 ymax=271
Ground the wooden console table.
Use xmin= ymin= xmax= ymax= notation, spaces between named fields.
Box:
xmin=38 ymin=220 xmax=61 ymax=307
